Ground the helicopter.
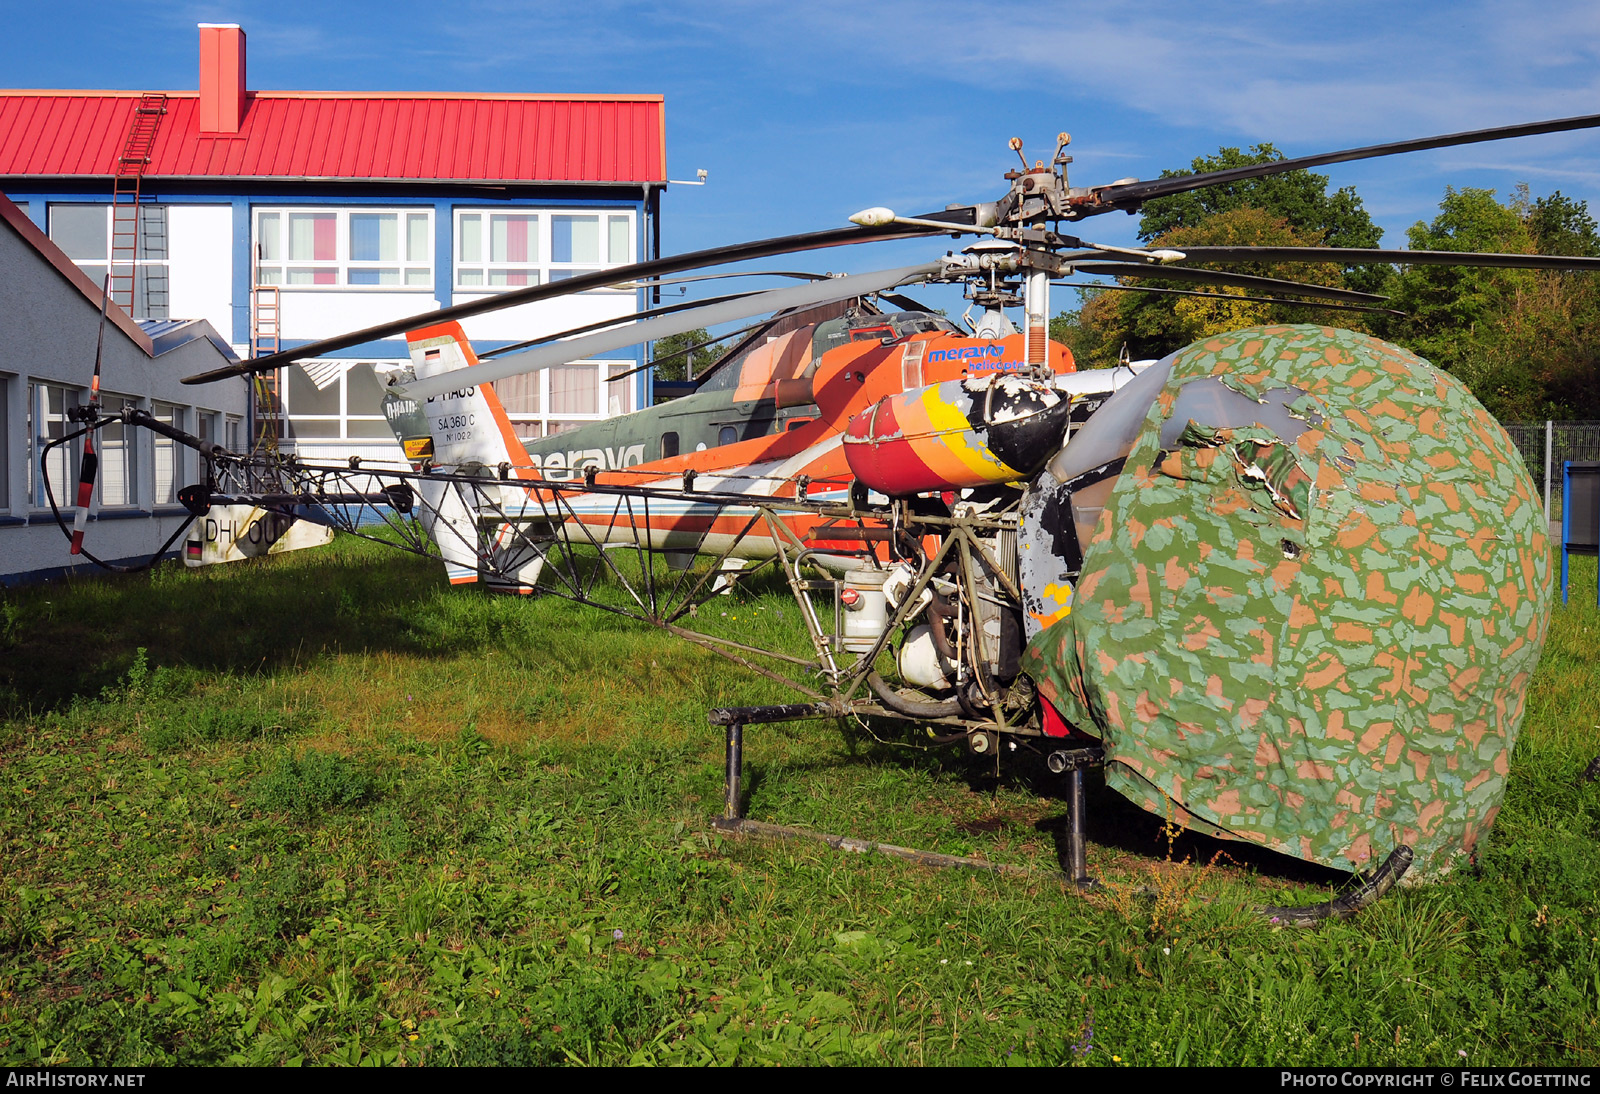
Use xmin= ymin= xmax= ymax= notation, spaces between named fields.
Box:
xmin=47 ymin=110 xmax=1600 ymax=919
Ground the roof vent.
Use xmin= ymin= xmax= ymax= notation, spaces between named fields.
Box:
xmin=198 ymin=23 xmax=247 ymax=134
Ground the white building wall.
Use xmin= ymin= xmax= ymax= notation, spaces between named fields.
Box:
xmin=166 ymin=203 xmax=234 ymax=338
xmin=277 ymin=289 xmax=443 ymax=339
xmin=0 ymin=217 xmax=247 ymax=583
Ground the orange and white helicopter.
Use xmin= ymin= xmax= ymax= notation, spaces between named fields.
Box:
xmin=46 ymin=115 xmax=1600 ymax=911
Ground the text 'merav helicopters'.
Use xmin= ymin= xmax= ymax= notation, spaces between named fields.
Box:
xmin=48 ymin=111 xmax=1600 ymax=918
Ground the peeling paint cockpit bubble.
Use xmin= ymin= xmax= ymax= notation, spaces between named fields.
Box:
xmin=1157 ymin=377 xmax=1313 ymax=450
xmin=1046 ymin=354 xmax=1175 ymax=484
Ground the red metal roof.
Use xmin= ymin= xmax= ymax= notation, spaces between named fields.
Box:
xmin=0 ymin=91 xmax=666 ymax=184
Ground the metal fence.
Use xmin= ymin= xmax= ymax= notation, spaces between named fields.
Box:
xmin=1502 ymin=421 xmax=1600 ymax=522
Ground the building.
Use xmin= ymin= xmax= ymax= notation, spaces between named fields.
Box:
xmin=0 ymin=23 xmax=667 ymax=467
xmin=0 ymin=192 xmax=247 ymax=583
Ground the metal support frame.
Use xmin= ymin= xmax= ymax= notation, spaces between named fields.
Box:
xmin=709 ymin=703 xmax=840 ymax=821
xmin=1045 ymin=744 xmax=1102 ymax=887
xmin=1066 ymin=768 xmax=1088 ymax=884
xmin=1561 ymin=461 xmax=1600 ymax=606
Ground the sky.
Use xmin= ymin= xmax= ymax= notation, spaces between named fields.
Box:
xmin=11 ymin=0 xmax=1600 ymax=317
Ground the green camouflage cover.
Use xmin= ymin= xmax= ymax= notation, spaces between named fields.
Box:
xmin=1022 ymin=326 xmax=1552 ymax=877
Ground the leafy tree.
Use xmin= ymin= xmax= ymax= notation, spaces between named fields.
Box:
xmin=1062 ymin=207 xmax=1357 ymax=365
xmin=1137 ymin=144 xmax=1387 ymax=294
xmin=1384 ymin=186 xmax=1600 ymax=420
xmin=650 ymin=328 xmax=725 ymax=384
xmin=1525 ymin=189 xmax=1600 ymax=257
xmin=1053 ymin=144 xmax=1391 ymax=367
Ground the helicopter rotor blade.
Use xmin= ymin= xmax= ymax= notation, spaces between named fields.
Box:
xmin=181 ymin=224 xmax=938 ymax=385
xmin=620 ymin=270 xmax=831 ymax=289
xmin=1053 ymin=280 xmax=1406 ymax=317
xmin=476 ymin=289 xmax=769 ymax=360
xmin=1164 ymin=247 xmax=1600 ymax=272
xmin=1080 ymin=112 xmax=1600 ymax=216
xmin=393 ymin=261 xmax=943 ymax=402
xmin=1071 ymin=262 xmax=1388 ymax=303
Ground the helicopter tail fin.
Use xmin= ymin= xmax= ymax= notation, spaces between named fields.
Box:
xmin=384 ymin=323 xmax=546 ymax=593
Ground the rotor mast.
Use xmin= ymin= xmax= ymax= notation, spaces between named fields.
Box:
xmin=1000 ymin=134 xmax=1075 ymax=367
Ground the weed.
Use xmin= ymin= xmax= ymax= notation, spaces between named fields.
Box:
xmin=142 ymin=704 xmax=304 ymax=752
xmin=254 ymin=750 xmax=373 ymax=820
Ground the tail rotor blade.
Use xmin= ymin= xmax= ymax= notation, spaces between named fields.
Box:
xmin=69 ymin=431 xmax=97 ymax=555
xmin=72 ymin=277 xmax=111 ymax=556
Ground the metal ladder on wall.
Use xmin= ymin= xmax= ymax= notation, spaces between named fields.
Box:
xmin=250 ymin=280 xmax=284 ymax=459
xmin=109 ymin=93 xmax=168 ymax=315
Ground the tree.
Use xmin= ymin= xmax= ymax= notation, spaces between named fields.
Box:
xmin=1136 ymin=144 xmax=1387 ymax=294
xmin=1525 ymin=188 xmax=1600 ymax=257
xmin=1381 ymin=187 xmax=1533 ymax=371
xmin=1063 ymin=206 xmax=1357 ymax=365
xmin=1053 ymin=144 xmax=1391 ymax=366
xmin=1384 ymin=186 xmax=1600 ymax=420
xmin=650 ymin=328 xmax=725 ymax=383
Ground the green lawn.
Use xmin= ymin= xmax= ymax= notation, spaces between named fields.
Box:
xmin=0 ymin=538 xmax=1595 ymax=1066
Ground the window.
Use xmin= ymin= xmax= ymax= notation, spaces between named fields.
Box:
xmin=607 ymin=365 xmax=633 ymax=417
xmin=718 ymin=426 xmax=738 ymax=447
xmin=48 ymin=204 xmax=169 ymax=318
xmin=28 ymin=383 xmax=77 ymax=509
xmin=487 ymin=360 xmax=633 ymax=439
xmin=152 ymin=403 xmax=182 ymax=505
xmin=285 ymin=362 xmax=394 ymax=441
xmin=225 ymin=417 xmax=243 ymax=453
xmin=98 ymin=394 xmax=137 ymax=508
xmin=255 ymin=209 xmax=432 ymax=288
xmin=550 ymin=364 xmax=598 ymax=416
xmin=0 ymin=377 xmax=9 ymax=513
xmin=661 ymin=432 xmax=679 ymax=459
xmin=454 ymin=209 xmax=633 ymax=290
xmin=493 ymin=371 xmax=541 ymax=442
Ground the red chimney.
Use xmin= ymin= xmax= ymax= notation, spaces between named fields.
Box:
xmin=198 ymin=24 xmax=247 ymax=134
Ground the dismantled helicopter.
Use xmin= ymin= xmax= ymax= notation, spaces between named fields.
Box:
xmin=47 ymin=111 xmax=1600 ymax=914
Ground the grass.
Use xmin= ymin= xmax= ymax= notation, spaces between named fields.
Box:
xmin=0 ymin=536 xmax=1595 ymax=1066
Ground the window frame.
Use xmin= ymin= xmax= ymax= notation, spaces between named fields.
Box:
xmin=490 ymin=359 xmax=635 ymax=440
xmin=0 ymin=376 xmax=10 ymax=514
xmin=28 ymin=381 xmax=78 ymax=511
xmin=453 ymin=208 xmax=635 ymax=292
xmin=283 ymin=361 xmax=397 ymax=442
xmin=151 ymin=402 xmax=184 ymax=506
xmin=254 ymin=207 xmax=434 ymax=290
xmin=96 ymin=392 xmax=139 ymax=509
xmin=47 ymin=203 xmax=171 ymax=319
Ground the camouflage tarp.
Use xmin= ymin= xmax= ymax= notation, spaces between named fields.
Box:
xmin=1022 ymin=326 xmax=1553 ymax=878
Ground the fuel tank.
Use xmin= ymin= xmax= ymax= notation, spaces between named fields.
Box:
xmin=842 ymin=374 xmax=1071 ymax=496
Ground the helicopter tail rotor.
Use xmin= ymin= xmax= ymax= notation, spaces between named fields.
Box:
xmin=70 ymin=278 xmax=111 ymax=555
